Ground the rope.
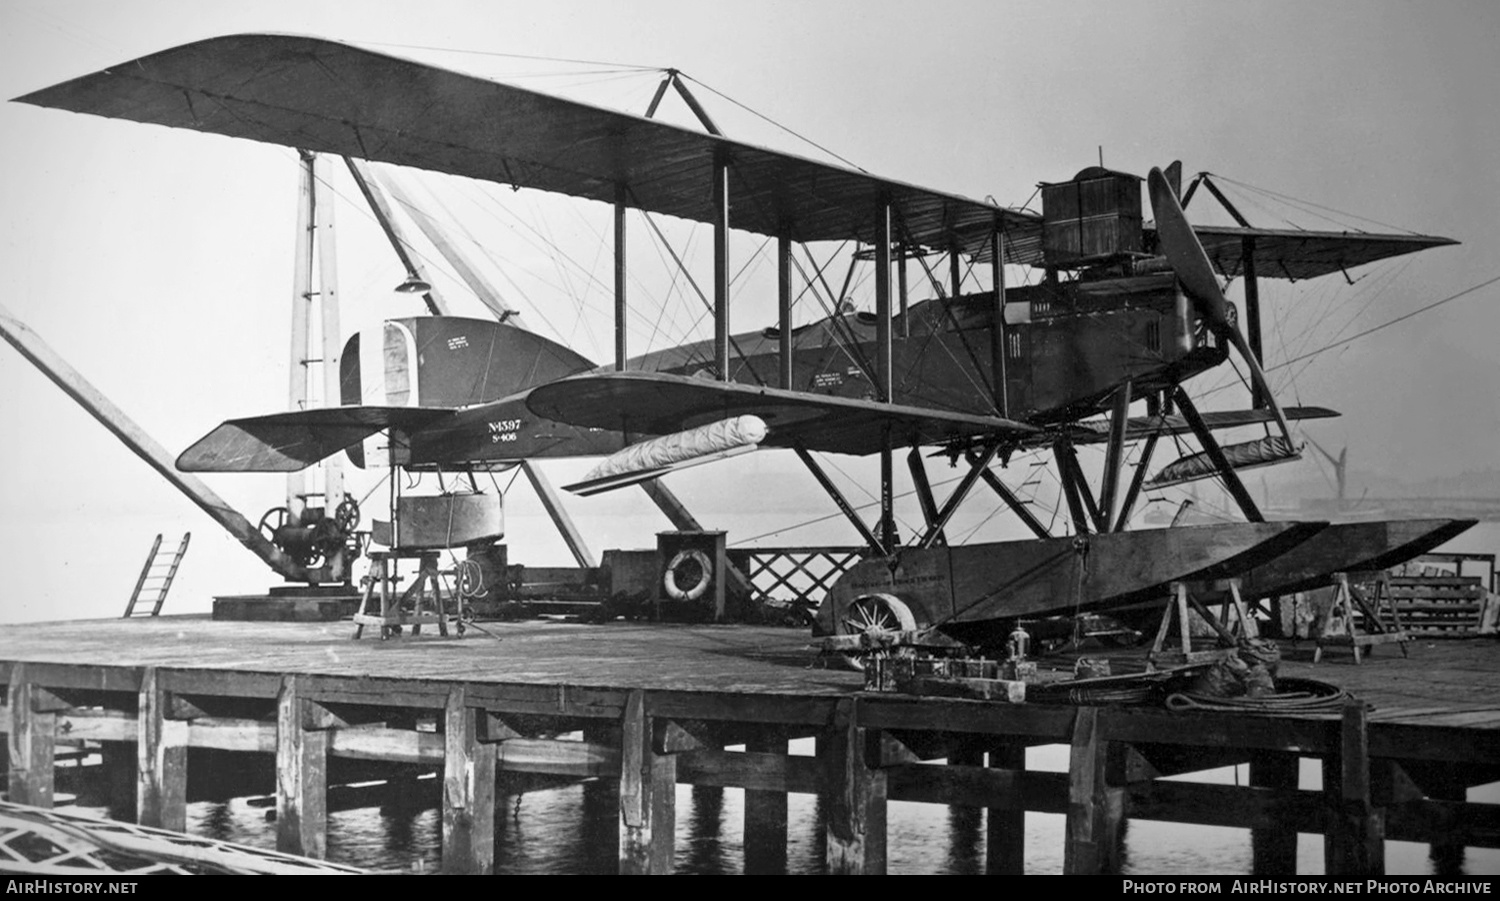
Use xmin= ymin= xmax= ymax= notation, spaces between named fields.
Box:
xmin=1165 ymin=677 xmax=1360 ymax=715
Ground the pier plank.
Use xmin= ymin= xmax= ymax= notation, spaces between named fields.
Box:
xmin=4 ymin=615 xmax=1500 ymax=874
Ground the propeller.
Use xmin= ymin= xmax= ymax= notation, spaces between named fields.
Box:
xmin=1147 ymin=164 xmax=1294 ymax=445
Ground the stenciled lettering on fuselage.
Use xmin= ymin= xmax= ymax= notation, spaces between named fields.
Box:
xmin=487 ymin=418 xmax=523 ymax=443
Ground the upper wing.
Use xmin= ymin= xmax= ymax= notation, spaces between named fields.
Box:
xmin=1186 ymin=225 xmax=1457 ymax=281
xmin=178 ymin=406 xmax=453 ymax=472
xmin=15 ymin=34 xmax=1040 ymax=257
xmin=525 ymin=370 xmax=1038 ymax=456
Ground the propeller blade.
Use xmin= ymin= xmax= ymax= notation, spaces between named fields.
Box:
xmin=1164 ymin=160 xmax=1183 ymax=201
xmin=1223 ymin=327 xmax=1292 ymax=441
xmin=1148 ymin=166 xmax=1230 ymax=327
xmin=1148 ymin=166 xmax=1294 ymax=444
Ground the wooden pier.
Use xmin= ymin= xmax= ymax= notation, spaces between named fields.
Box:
xmin=2 ymin=615 xmax=1498 ymax=874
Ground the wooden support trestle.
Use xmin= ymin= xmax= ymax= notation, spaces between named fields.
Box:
xmin=1313 ymin=572 xmax=1410 ymax=664
xmin=352 ymin=550 xmax=466 ymax=640
xmin=1148 ymin=579 xmax=1254 ymax=667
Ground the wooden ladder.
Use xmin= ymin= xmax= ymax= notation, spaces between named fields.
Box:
xmin=124 ymin=533 xmax=191 ymax=617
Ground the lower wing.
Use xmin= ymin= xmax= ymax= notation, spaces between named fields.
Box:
xmin=525 ymin=370 xmax=1038 ymax=456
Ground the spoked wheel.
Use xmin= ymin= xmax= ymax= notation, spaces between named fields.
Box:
xmin=833 ymin=593 xmax=917 ymax=672
xmin=257 ymin=506 xmax=290 ymax=544
xmin=333 ymin=498 xmax=361 ymax=535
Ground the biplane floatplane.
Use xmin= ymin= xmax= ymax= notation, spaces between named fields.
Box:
xmin=16 ymin=34 xmax=1471 ymax=645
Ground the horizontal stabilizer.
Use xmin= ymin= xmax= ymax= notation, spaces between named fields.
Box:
xmin=564 ymin=416 xmax=767 ymax=496
xmin=177 ymin=406 xmax=453 ymax=472
xmin=1148 ymin=436 xmax=1301 ymax=488
xmin=527 ymin=370 xmax=1037 ymax=456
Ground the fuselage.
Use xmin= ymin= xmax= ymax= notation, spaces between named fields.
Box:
xmin=346 ymin=270 xmax=1226 ymax=469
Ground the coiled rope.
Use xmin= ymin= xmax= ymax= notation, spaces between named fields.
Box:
xmin=1165 ymin=677 xmax=1361 ymax=715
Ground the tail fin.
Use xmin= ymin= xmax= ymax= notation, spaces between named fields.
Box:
xmin=341 ymin=317 xmax=595 ymax=409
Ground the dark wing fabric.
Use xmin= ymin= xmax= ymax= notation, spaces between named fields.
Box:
xmin=177 ymin=406 xmax=452 ymax=472
xmin=1184 ymin=226 xmax=1454 ymax=281
xmin=525 ymin=370 xmax=1036 ymax=456
xmin=15 ymin=33 xmax=1040 ymax=256
xmin=1042 ymin=405 xmax=1339 ymax=447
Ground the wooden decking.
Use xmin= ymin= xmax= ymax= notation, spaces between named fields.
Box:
xmin=2 ymin=614 xmax=1499 ymax=875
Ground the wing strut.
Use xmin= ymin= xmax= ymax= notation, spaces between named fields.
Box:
xmin=916 ymin=441 xmax=1001 ymax=550
xmin=521 ymin=461 xmax=596 ymax=568
xmin=967 ymin=448 xmax=1052 ymax=540
xmin=795 ymin=445 xmax=883 ymax=555
xmin=1097 ymin=381 xmax=1132 ymax=529
xmin=908 ymin=447 xmax=944 ymax=545
xmin=1113 ymin=433 xmax=1160 ymax=532
xmin=1171 ymin=387 xmax=1265 ymax=523
xmin=344 ymin=158 xmax=447 ymax=316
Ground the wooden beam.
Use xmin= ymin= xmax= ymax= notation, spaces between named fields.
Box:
xmin=1326 ymin=700 xmax=1385 ymax=875
xmin=824 ymin=698 xmax=887 ymax=874
xmin=7 ymin=667 xmax=55 ymax=808
xmin=1250 ymin=751 xmax=1299 ymax=874
xmin=1053 ymin=441 xmax=1094 ymax=535
xmin=137 ymin=666 xmax=187 ymax=832
xmin=615 ymin=185 xmax=628 ymax=370
xmin=744 ymin=735 xmax=789 ymax=874
xmin=875 ymin=198 xmax=893 ymax=404
xmin=778 ymin=232 xmax=793 ymax=389
xmin=276 ymin=675 xmax=327 ymax=859
xmin=908 ymin=446 xmax=941 ymax=541
xmin=794 ymin=445 xmax=883 ymax=554
xmin=1113 ymin=433 xmax=1159 ymax=532
xmin=987 ymin=743 xmax=1026 ymax=875
xmin=521 ymin=460 xmax=597 ymax=568
xmin=919 ymin=441 xmax=1001 ymax=549
xmin=991 ymin=224 xmax=1009 ymax=415
xmin=101 ymin=742 xmax=136 ymax=822
xmin=442 ymin=687 xmax=496 ymax=874
xmin=669 ymin=73 xmax=723 ymax=136
xmin=375 ymin=169 xmax=521 ymax=323
xmin=1099 ymin=381 xmax=1131 ymax=529
xmin=879 ymin=433 xmax=896 ymax=554
xmin=1063 ymin=707 xmax=1123 ymax=874
xmin=969 ymin=450 xmax=1052 ymax=539
xmin=712 ymin=154 xmax=730 ymax=381
xmin=0 ymin=303 xmax=298 ymax=578
xmin=287 ymin=150 xmax=315 ymax=523
xmin=344 ymin=157 xmax=447 ymax=316
xmin=897 ymin=252 xmax=910 ymax=338
xmin=674 ymin=749 xmax=820 ymax=794
xmin=1243 ymin=235 xmax=1265 ymax=408
xmin=314 ymin=155 xmax=346 ymax=524
xmin=1173 ymin=387 xmax=1265 ymax=522
xmin=619 ymin=690 xmax=675 ymax=874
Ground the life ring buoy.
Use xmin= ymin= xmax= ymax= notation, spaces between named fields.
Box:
xmin=663 ymin=549 xmax=713 ymax=602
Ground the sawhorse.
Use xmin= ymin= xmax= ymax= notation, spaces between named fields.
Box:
xmin=352 ymin=550 xmax=466 ymax=639
xmin=1313 ymin=571 xmax=1409 ymax=664
xmin=1148 ymin=579 xmax=1259 ymax=669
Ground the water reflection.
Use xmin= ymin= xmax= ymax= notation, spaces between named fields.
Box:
xmin=51 ymin=756 xmax=1500 ymax=875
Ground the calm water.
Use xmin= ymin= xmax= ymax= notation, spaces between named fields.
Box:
xmin=57 ymin=747 xmax=1500 ymax=875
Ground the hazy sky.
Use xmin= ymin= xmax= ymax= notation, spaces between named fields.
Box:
xmin=1 ymin=1 xmax=1496 ymax=618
